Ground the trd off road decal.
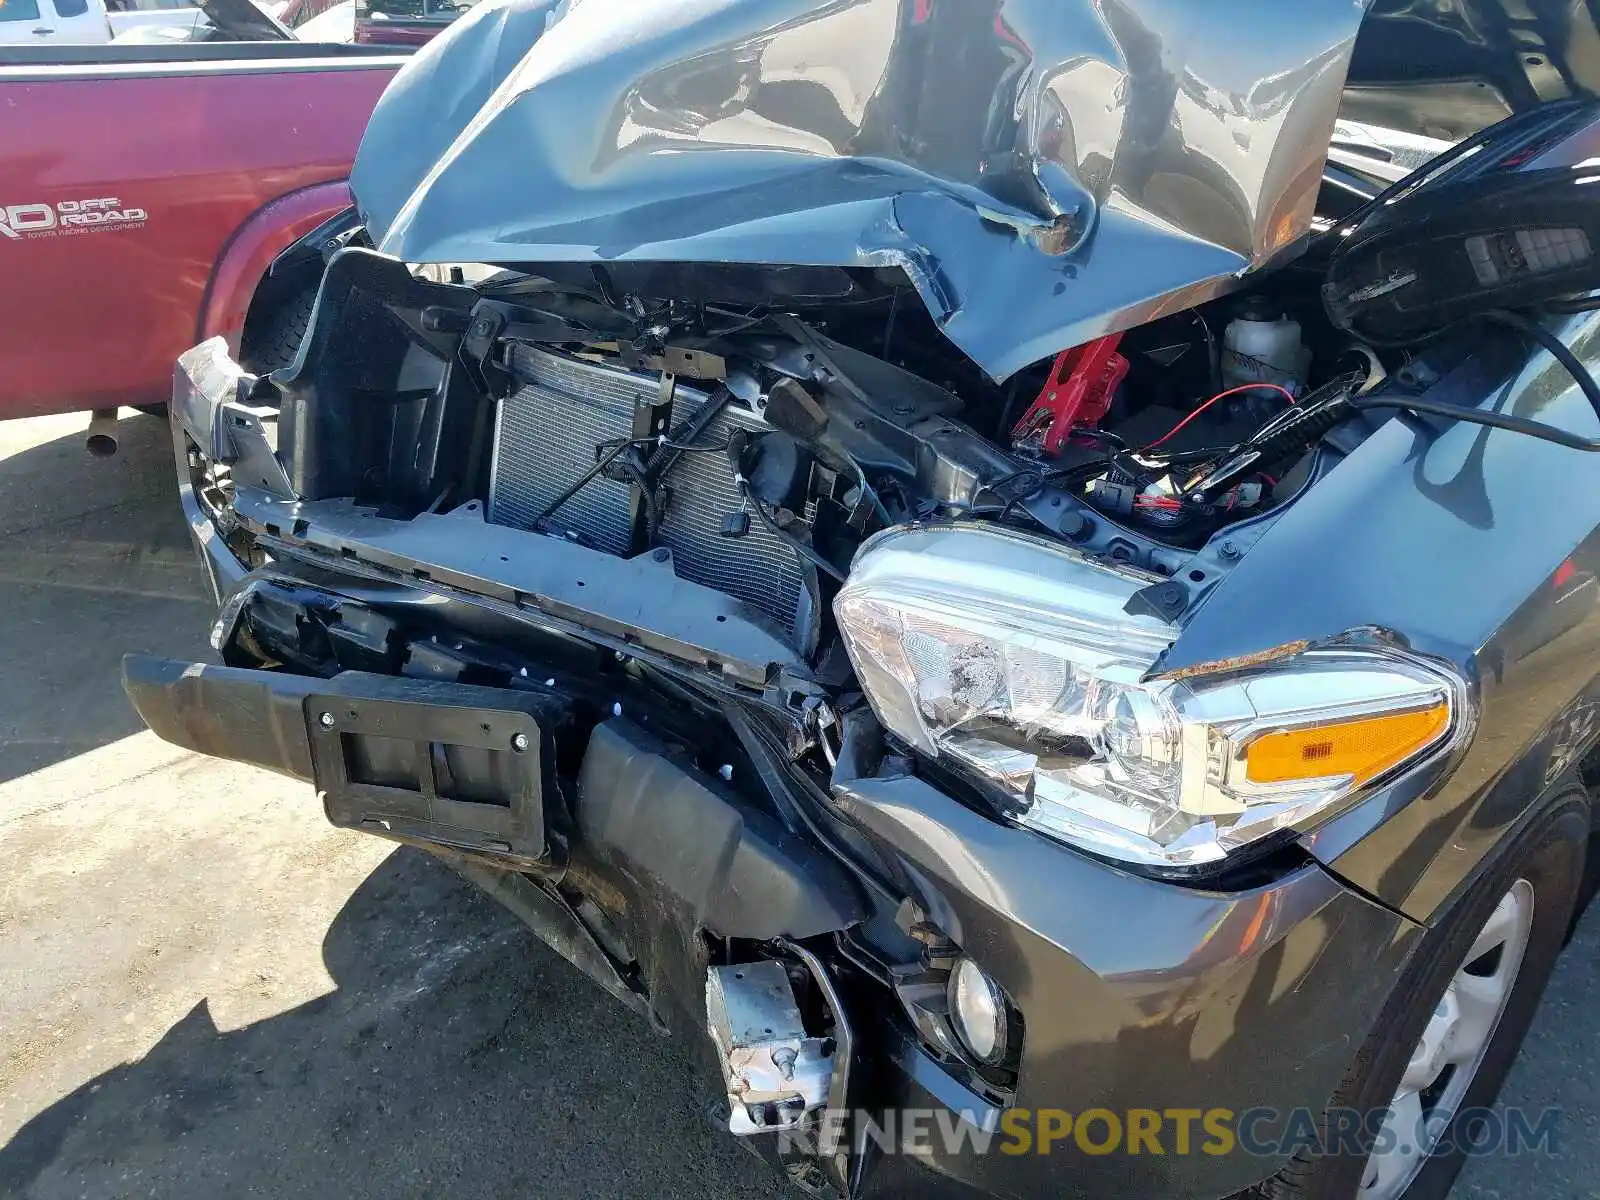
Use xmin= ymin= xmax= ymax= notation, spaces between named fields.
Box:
xmin=0 ymin=198 xmax=148 ymax=241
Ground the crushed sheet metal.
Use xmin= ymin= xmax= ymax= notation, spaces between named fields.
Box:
xmin=352 ymin=0 xmax=1371 ymax=380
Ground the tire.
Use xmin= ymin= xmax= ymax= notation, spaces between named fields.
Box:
xmin=239 ymin=285 xmax=316 ymax=376
xmin=1251 ymin=792 xmax=1588 ymax=1200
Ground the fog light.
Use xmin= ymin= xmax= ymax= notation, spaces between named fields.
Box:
xmin=948 ymin=958 xmax=1008 ymax=1065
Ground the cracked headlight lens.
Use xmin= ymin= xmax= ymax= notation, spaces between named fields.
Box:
xmin=834 ymin=525 xmax=1461 ymax=869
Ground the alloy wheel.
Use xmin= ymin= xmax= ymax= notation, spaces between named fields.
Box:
xmin=1361 ymin=878 xmax=1536 ymax=1199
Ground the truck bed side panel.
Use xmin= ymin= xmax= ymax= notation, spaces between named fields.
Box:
xmin=0 ymin=58 xmax=397 ymax=418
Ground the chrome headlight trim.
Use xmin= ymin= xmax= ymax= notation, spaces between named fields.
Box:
xmin=835 ymin=524 xmax=1469 ymax=869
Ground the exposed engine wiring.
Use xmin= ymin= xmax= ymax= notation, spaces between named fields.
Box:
xmin=653 ymin=437 xmax=735 ymax=454
xmin=1349 ymin=393 xmax=1600 ymax=450
xmin=1348 ymin=309 xmax=1600 ymax=452
xmin=1064 ymin=382 xmax=1303 ymax=530
xmin=719 ymin=426 xmax=851 ymax=584
xmin=1143 ymin=383 xmax=1297 ymax=450
xmin=736 ymin=477 xmax=849 ymax=584
xmin=1069 ymin=427 xmax=1131 ymax=452
xmin=701 ymin=304 xmax=769 ymax=337
xmin=1482 ymin=309 xmax=1600 ymax=420
xmin=1191 ymin=310 xmax=1223 ymax=394
xmin=985 ymin=468 xmax=1046 ymax=503
xmin=616 ymin=457 xmax=664 ymax=539
xmin=532 ymin=436 xmax=635 ymax=524
xmin=533 ymin=432 xmax=733 ymax=528
xmin=959 ymin=501 xmax=1059 ymax=534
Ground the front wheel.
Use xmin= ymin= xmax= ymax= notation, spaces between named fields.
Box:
xmin=1254 ymin=794 xmax=1588 ymax=1200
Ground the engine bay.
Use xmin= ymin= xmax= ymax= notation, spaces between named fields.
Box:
xmin=242 ymin=247 xmax=1388 ymax=669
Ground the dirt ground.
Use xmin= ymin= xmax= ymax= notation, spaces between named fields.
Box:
xmin=0 ymin=411 xmax=1593 ymax=1199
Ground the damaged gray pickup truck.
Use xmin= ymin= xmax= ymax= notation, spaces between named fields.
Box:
xmin=126 ymin=1 xmax=1600 ymax=1197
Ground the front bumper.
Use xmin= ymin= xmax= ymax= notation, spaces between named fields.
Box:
xmin=149 ymin=347 xmax=1427 ymax=1200
xmin=126 ymin=646 xmax=1423 ymax=1198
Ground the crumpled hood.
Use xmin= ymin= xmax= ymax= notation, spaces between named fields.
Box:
xmin=347 ymin=0 xmax=1591 ymax=379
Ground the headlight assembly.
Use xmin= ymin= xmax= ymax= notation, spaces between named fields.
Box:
xmin=834 ymin=525 xmax=1464 ymax=870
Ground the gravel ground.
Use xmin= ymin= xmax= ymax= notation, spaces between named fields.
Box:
xmin=0 ymin=411 xmax=1593 ymax=1199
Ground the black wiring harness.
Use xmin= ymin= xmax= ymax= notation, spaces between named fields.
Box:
xmin=532 ymin=386 xmax=737 ymax=534
xmin=1166 ymin=305 xmax=1600 ymax=515
xmin=724 ymin=427 xmax=850 ymax=584
xmin=1346 ymin=309 xmax=1600 ymax=452
xmin=1061 ymin=303 xmax=1600 ymax=536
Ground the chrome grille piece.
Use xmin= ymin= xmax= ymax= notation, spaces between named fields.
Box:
xmin=490 ymin=345 xmax=806 ymax=638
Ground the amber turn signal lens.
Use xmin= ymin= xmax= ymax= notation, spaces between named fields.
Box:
xmin=1244 ymin=703 xmax=1451 ymax=787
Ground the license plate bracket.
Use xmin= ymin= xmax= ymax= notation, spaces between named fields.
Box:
xmin=305 ymin=675 xmax=562 ymax=865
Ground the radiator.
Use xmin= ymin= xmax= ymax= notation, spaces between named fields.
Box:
xmin=488 ymin=345 xmax=806 ymax=639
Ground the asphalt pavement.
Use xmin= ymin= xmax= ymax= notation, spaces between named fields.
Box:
xmin=0 ymin=411 xmax=1594 ymax=1200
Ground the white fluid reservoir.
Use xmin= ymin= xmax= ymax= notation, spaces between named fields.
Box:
xmin=1222 ymin=298 xmax=1310 ymax=395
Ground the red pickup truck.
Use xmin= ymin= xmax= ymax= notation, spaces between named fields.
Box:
xmin=0 ymin=2 xmax=410 ymax=438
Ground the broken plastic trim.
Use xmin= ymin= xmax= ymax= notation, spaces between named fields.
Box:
xmin=229 ymin=487 xmax=819 ymax=706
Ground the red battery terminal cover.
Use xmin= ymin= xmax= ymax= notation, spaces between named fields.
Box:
xmin=1009 ymin=333 xmax=1129 ymax=455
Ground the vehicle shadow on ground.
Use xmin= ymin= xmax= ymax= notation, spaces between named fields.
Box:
xmin=5 ymin=846 xmax=1597 ymax=1200
xmin=0 ymin=410 xmax=188 ymax=554
xmin=0 ymin=411 xmax=214 ymax=782
xmin=0 ymin=845 xmax=785 ymax=1200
